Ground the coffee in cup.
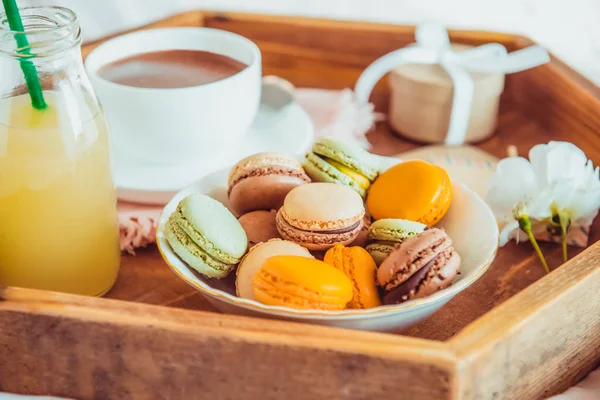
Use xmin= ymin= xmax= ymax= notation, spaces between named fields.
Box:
xmin=98 ymin=50 xmax=248 ymax=89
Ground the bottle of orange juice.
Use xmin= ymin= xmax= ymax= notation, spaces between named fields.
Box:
xmin=0 ymin=6 xmax=120 ymax=296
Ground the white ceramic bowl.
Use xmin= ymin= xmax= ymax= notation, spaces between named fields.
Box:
xmin=157 ymin=163 xmax=499 ymax=332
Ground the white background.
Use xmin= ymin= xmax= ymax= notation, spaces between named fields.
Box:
xmin=21 ymin=0 xmax=600 ymax=85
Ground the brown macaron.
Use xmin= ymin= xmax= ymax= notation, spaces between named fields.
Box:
xmin=377 ymin=228 xmax=460 ymax=305
xmin=238 ymin=210 xmax=281 ymax=248
xmin=228 ymin=152 xmax=311 ymax=217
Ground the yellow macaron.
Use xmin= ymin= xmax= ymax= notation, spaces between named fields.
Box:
xmin=252 ymin=255 xmax=353 ymax=310
xmin=324 ymin=244 xmax=381 ymax=309
xmin=366 ymin=160 xmax=452 ymax=225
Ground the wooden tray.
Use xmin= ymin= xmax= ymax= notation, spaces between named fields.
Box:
xmin=2 ymin=11 xmax=600 ymax=400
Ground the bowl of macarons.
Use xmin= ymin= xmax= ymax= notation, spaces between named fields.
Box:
xmin=157 ymin=138 xmax=499 ymax=332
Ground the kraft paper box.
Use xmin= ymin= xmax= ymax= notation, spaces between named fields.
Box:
xmin=388 ymin=44 xmax=505 ymax=144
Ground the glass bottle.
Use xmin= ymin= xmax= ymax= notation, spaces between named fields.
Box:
xmin=0 ymin=6 xmax=120 ymax=296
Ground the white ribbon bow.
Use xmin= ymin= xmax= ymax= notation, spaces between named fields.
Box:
xmin=354 ymin=23 xmax=550 ymax=145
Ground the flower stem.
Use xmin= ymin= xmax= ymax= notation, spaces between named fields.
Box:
xmin=558 ymin=212 xmax=570 ymax=263
xmin=519 ymin=216 xmax=550 ymax=274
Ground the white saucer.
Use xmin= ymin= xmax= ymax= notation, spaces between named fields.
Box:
xmin=113 ymin=103 xmax=314 ymax=205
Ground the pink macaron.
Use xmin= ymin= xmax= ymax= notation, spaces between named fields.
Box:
xmin=228 ymin=152 xmax=311 ymax=217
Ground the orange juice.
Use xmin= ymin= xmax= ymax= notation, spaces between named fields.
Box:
xmin=0 ymin=92 xmax=120 ymax=296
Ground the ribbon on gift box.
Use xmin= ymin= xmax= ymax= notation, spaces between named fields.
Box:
xmin=354 ymin=23 xmax=551 ymax=145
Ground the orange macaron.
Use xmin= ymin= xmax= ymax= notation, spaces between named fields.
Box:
xmin=252 ymin=255 xmax=353 ymax=310
xmin=366 ymin=160 xmax=452 ymax=225
xmin=324 ymin=244 xmax=381 ymax=309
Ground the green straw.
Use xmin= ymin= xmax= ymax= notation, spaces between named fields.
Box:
xmin=2 ymin=0 xmax=47 ymax=109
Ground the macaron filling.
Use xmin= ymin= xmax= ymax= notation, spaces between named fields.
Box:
xmin=276 ymin=214 xmax=363 ymax=245
xmin=322 ymin=157 xmax=371 ymax=190
xmin=166 ymin=219 xmax=235 ymax=274
xmin=307 ymin=221 xmax=361 ymax=234
xmin=276 ymin=209 xmax=363 ymax=246
xmin=228 ymin=153 xmax=307 ymax=186
xmin=383 ymin=257 xmax=435 ymax=304
xmin=311 ymin=138 xmax=379 ymax=180
xmin=304 ymin=152 xmax=366 ymax=196
xmin=279 ymin=206 xmax=364 ymax=232
xmin=171 ymin=210 xmax=241 ymax=264
xmin=382 ymin=247 xmax=453 ymax=304
xmin=382 ymin=236 xmax=451 ymax=291
xmin=227 ymin=165 xmax=310 ymax=196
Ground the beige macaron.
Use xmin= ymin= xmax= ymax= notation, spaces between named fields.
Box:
xmin=276 ymin=182 xmax=365 ymax=251
xmin=236 ymin=239 xmax=313 ymax=301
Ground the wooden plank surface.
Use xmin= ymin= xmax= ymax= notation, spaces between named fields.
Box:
xmin=0 ymin=286 xmax=456 ymax=400
xmin=450 ymin=240 xmax=600 ymax=399
xmin=105 ymin=96 xmax=599 ymax=341
xmin=95 ymin=11 xmax=600 ymax=340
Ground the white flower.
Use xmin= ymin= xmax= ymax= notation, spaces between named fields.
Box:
xmin=529 ymin=141 xmax=600 ymax=227
xmin=485 ymin=157 xmax=551 ymax=246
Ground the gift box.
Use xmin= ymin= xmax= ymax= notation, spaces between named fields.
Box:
xmin=354 ymin=23 xmax=550 ymax=146
xmin=388 ymin=44 xmax=505 ymax=144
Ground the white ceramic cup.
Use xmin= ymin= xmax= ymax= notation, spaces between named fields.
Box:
xmin=85 ymin=27 xmax=262 ymax=165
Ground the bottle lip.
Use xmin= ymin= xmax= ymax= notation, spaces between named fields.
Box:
xmin=0 ymin=6 xmax=81 ymax=58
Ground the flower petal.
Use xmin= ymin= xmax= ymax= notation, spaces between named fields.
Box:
xmin=499 ymin=220 xmax=520 ymax=246
xmin=529 ymin=143 xmax=551 ymax=189
xmin=528 ymin=190 xmax=554 ymax=220
xmin=486 ymin=157 xmax=537 ymax=219
xmin=530 ymin=142 xmax=589 ymax=188
xmin=567 ymin=187 xmax=600 ymax=224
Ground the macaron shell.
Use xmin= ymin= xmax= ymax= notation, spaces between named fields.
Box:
xmin=165 ymin=219 xmax=235 ymax=279
xmin=377 ymin=228 xmax=452 ymax=289
xmin=365 ymin=241 xmax=397 ymax=265
xmin=228 ymin=174 xmax=308 ymax=217
xmin=238 ymin=210 xmax=281 ymax=248
xmin=367 ymin=218 xmax=427 ymax=242
xmin=280 ymin=182 xmax=365 ymax=231
xmin=176 ymin=194 xmax=248 ymax=263
xmin=252 ymin=255 xmax=353 ymax=310
xmin=236 ymin=239 xmax=313 ymax=301
xmin=413 ymin=250 xmax=460 ymax=299
xmin=382 ymin=247 xmax=460 ymax=304
xmin=324 ymin=245 xmax=381 ymax=309
xmin=325 ymin=158 xmax=371 ymax=190
xmin=367 ymin=160 xmax=448 ymax=221
xmin=276 ymin=209 xmax=362 ymax=251
xmin=312 ymin=137 xmax=379 ymax=180
xmin=304 ymin=152 xmax=366 ymax=197
xmin=416 ymin=167 xmax=453 ymax=226
xmin=228 ymin=152 xmax=306 ymax=187
xmin=170 ymin=211 xmax=241 ymax=265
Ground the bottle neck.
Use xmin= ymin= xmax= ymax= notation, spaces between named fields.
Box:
xmin=0 ymin=6 xmax=81 ymax=62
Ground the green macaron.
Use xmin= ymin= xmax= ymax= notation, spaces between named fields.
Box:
xmin=364 ymin=241 xmax=398 ymax=266
xmin=303 ymin=138 xmax=379 ymax=197
xmin=166 ymin=194 xmax=248 ymax=278
xmin=366 ymin=218 xmax=426 ymax=265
